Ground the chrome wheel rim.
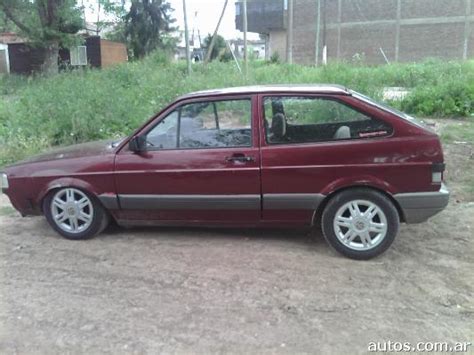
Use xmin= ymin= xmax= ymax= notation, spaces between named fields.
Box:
xmin=51 ymin=188 xmax=94 ymax=234
xmin=333 ymin=200 xmax=388 ymax=251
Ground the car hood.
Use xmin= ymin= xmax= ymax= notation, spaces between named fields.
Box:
xmin=8 ymin=139 xmax=122 ymax=167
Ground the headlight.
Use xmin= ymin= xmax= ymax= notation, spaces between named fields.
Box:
xmin=0 ymin=173 xmax=8 ymax=189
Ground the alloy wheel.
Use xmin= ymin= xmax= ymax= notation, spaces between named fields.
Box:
xmin=333 ymin=199 xmax=388 ymax=251
xmin=50 ymin=188 xmax=94 ymax=234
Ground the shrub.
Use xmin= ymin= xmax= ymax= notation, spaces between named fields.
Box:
xmin=0 ymin=58 xmax=472 ymax=165
xmin=269 ymin=52 xmax=280 ymax=64
xmin=400 ymin=79 xmax=474 ymax=117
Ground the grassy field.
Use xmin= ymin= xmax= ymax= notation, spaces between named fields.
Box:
xmin=438 ymin=119 xmax=474 ymax=200
xmin=0 ymin=54 xmax=473 ymax=165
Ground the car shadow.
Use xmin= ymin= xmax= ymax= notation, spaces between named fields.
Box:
xmin=101 ymin=222 xmax=328 ymax=248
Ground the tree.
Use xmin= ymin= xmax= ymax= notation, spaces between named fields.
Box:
xmin=203 ymin=34 xmax=231 ymax=62
xmin=0 ymin=7 xmax=18 ymax=32
xmin=123 ymin=0 xmax=176 ymax=59
xmin=0 ymin=0 xmax=83 ymax=74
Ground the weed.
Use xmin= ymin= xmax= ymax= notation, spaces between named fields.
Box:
xmin=0 ymin=57 xmax=472 ymax=165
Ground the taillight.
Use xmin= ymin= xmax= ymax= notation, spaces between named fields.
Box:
xmin=432 ymin=163 xmax=445 ymax=183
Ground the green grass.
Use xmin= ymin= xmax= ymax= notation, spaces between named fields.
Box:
xmin=440 ymin=117 xmax=474 ymax=144
xmin=438 ymin=117 xmax=474 ymax=201
xmin=0 ymin=54 xmax=473 ymax=165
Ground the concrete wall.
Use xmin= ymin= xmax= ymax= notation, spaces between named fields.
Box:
xmin=269 ymin=30 xmax=287 ymax=61
xmin=236 ymin=0 xmax=286 ymax=33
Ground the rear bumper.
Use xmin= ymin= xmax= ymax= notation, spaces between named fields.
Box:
xmin=394 ymin=183 xmax=450 ymax=223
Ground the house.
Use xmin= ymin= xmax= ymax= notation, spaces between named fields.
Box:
xmin=0 ymin=33 xmax=127 ymax=75
xmin=0 ymin=32 xmax=45 ymax=74
xmin=59 ymin=36 xmax=128 ymax=69
xmin=235 ymin=0 xmax=286 ymax=61
xmin=235 ymin=0 xmax=474 ymax=65
xmin=174 ymin=29 xmax=206 ymax=62
xmin=229 ymin=39 xmax=266 ymax=59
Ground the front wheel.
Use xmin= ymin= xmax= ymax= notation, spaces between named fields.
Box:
xmin=43 ymin=187 xmax=109 ymax=240
xmin=321 ymin=188 xmax=399 ymax=260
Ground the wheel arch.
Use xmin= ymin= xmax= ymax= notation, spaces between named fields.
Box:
xmin=313 ymin=184 xmax=405 ymax=226
xmin=37 ymin=178 xmax=103 ymax=213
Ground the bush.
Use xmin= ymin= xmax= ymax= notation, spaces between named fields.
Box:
xmin=400 ymin=80 xmax=474 ymax=117
xmin=0 ymin=58 xmax=472 ymax=165
xmin=269 ymin=52 xmax=280 ymax=64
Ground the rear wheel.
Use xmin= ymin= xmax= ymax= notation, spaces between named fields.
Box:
xmin=321 ymin=188 xmax=399 ymax=260
xmin=43 ymin=188 xmax=109 ymax=240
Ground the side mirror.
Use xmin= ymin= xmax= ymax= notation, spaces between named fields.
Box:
xmin=128 ymin=135 xmax=146 ymax=152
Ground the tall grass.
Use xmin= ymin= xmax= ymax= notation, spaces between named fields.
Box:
xmin=0 ymin=55 xmax=473 ymax=165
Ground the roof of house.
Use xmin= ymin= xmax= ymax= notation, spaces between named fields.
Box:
xmin=0 ymin=32 xmax=27 ymax=44
xmin=181 ymin=84 xmax=350 ymax=99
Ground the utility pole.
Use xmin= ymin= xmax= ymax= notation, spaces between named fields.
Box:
xmin=395 ymin=0 xmax=401 ymax=62
xmin=315 ymin=0 xmax=321 ymax=65
xmin=96 ymin=0 xmax=100 ymax=35
xmin=286 ymin=0 xmax=293 ymax=64
xmin=81 ymin=0 xmax=87 ymax=34
xmin=204 ymin=0 xmax=229 ymax=63
xmin=243 ymin=0 xmax=248 ymax=76
xmin=463 ymin=0 xmax=471 ymax=60
xmin=182 ymin=0 xmax=192 ymax=75
xmin=322 ymin=0 xmax=327 ymax=65
xmin=227 ymin=41 xmax=242 ymax=74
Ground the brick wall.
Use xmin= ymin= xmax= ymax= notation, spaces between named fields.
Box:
xmin=100 ymin=39 xmax=128 ymax=68
xmin=291 ymin=0 xmax=316 ymax=65
xmin=267 ymin=0 xmax=473 ymax=64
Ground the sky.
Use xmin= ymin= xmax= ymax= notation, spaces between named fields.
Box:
xmin=83 ymin=0 xmax=259 ymax=43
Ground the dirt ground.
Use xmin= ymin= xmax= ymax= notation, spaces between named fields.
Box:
xmin=0 ymin=127 xmax=473 ymax=354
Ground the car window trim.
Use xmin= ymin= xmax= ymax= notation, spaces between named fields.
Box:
xmin=176 ymin=106 xmax=182 ymax=148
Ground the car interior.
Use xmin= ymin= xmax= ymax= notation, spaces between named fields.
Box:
xmin=266 ymin=97 xmax=392 ymax=144
xmin=146 ymin=101 xmax=252 ymax=149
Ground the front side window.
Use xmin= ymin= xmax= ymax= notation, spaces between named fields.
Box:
xmin=145 ymin=99 xmax=252 ymax=150
xmin=264 ymin=96 xmax=392 ymax=144
xmin=146 ymin=111 xmax=179 ymax=149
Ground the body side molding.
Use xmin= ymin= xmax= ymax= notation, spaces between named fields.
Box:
xmin=116 ymin=193 xmax=327 ymax=211
xmin=98 ymin=194 xmax=120 ymax=209
xmin=119 ymin=194 xmax=261 ymax=210
xmin=263 ymin=193 xmax=325 ymax=210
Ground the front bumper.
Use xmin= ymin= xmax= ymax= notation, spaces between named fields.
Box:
xmin=0 ymin=173 xmax=8 ymax=192
xmin=394 ymin=183 xmax=450 ymax=223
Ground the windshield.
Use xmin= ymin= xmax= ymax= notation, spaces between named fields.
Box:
xmin=350 ymin=90 xmax=431 ymax=130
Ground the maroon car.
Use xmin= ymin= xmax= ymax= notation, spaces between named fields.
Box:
xmin=1 ymin=85 xmax=449 ymax=259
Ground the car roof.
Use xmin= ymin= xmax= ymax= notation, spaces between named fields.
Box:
xmin=180 ymin=84 xmax=351 ymax=99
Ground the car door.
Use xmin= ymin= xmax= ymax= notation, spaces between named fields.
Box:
xmin=114 ymin=95 xmax=261 ymax=225
xmin=258 ymin=93 xmax=394 ymax=225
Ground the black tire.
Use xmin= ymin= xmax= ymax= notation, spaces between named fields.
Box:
xmin=43 ymin=188 xmax=109 ymax=240
xmin=321 ymin=188 xmax=399 ymax=260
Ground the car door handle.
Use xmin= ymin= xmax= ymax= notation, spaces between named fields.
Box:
xmin=225 ymin=154 xmax=255 ymax=163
